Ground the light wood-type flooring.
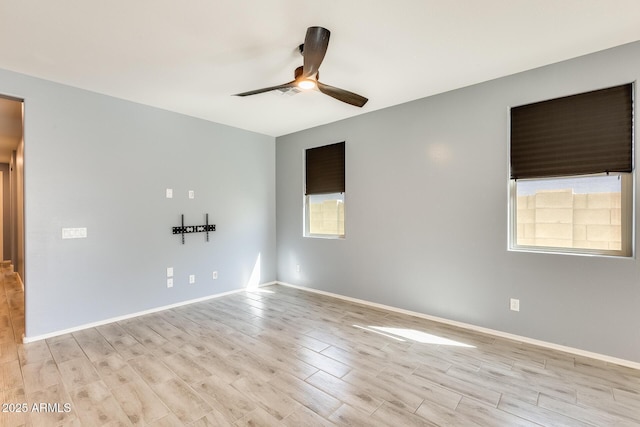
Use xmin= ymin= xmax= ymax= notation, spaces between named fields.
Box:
xmin=1 ymin=266 xmax=640 ymax=426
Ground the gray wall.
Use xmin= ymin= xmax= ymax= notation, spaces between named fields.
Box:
xmin=0 ymin=68 xmax=276 ymax=338
xmin=276 ymin=41 xmax=640 ymax=362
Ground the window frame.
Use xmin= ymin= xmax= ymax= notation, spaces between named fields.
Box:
xmin=508 ymin=172 xmax=634 ymax=257
xmin=303 ymin=142 xmax=346 ymax=239
xmin=508 ymin=83 xmax=634 ymax=258
xmin=303 ymin=192 xmax=346 ymax=239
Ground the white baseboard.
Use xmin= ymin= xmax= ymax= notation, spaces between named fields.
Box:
xmin=276 ymin=281 xmax=640 ymax=371
xmin=23 ymin=281 xmax=277 ymax=343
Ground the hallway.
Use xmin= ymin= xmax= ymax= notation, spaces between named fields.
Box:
xmin=0 ymin=261 xmax=26 ymax=426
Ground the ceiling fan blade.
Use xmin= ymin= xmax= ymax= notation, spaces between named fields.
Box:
xmin=317 ymin=82 xmax=368 ymax=107
xmin=302 ymin=27 xmax=330 ymax=78
xmin=234 ymin=81 xmax=296 ymax=97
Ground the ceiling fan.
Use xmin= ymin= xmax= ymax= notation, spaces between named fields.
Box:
xmin=234 ymin=26 xmax=368 ymax=107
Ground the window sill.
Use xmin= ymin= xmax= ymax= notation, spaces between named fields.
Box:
xmin=508 ymin=245 xmax=632 ymax=259
xmin=304 ymin=234 xmax=345 ymax=240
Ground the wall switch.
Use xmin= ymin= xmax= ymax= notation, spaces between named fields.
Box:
xmin=510 ymin=298 xmax=520 ymax=312
xmin=62 ymin=227 xmax=87 ymax=239
xmin=212 ymin=271 xmax=218 ymax=280
xmin=167 ymin=278 xmax=173 ymax=288
xmin=189 ymin=274 xmax=195 ymax=284
xmin=188 ymin=190 xmax=195 ymax=199
xmin=166 ymin=188 xmax=173 ymax=198
xmin=166 ymin=267 xmax=173 ymax=277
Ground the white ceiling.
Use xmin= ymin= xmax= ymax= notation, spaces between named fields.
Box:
xmin=1 ymin=1 xmax=640 ymax=139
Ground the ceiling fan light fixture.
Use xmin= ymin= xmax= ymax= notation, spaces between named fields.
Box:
xmin=234 ymin=26 xmax=367 ymax=107
xmin=297 ymin=79 xmax=316 ymax=90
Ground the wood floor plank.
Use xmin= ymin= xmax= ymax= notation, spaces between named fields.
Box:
xmin=234 ymin=406 xmax=284 ymax=427
xmin=193 ymin=351 xmax=243 ymax=384
xmin=69 ymin=380 xmax=133 ymax=426
xmin=96 ymin=324 xmax=149 ymax=360
xmin=295 ymin=345 xmax=351 ymax=378
xmin=0 ymin=341 xmax=18 ymax=364
xmin=57 ymin=356 xmax=102 ymax=390
xmin=17 ymin=340 xmax=52 ymax=365
xmin=327 ymin=402 xmax=377 ymax=426
xmin=415 ymin=399 xmax=483 ymax=427
xmin=445 ymin=364 xmax=541 ymax=404
xmin=110 ymin=377 xmax=170 ymax=426
xmin=128 ymin=354 xmax=177 ymax=386
xmin=162 ymin=351 xmax=213 ymax=384
xmin=47 ymin=337 xmax=84 ymax=364
xmin=498 ymin=394 xmax=596 ymax=427
xmin=1 ymin=359 xmax=22 ymax=391
xmin=0 ymin=386 xmax=30 ymax=427
xmin=146 ymin=413 xmax=184 ymax=427
xmin=375 ymin=369 xmax=462 ymax=411
xmin=21 ymin=356 xmax=62 ymax=393
xmin=191 ymin=409 xmax=235 ymax=427
xmin=538 ymin=392 xmax=637 ymax=426
xmin=151 ymin=377 xmax=211 ymax=424
xmin=454 ymin=396 xmax=539 ymax=427
xmin=413 ymin=363 xmax=503 ymax=407
xmin=281 ymin=404 xmax=336 ymax=427
xmin=27 ymin=383 xmax=79 ymax=427
xmin=192 ymin=375 xmax=257 ymax=422
xmin=306 ymin=370 xmax=384 ymax=415
xmin=72 ymin=329 xmax=118 ymax=362
xmin=93 ymin=353 xmax=141 ymax=389
xmin=342 ymin=369 xmax=425 ymax=413
xmin=269 ymin=371 xmax=342 ymax=418
xmin=372 ymin=400 xmax=439 ymax=427
xmin=231 ymin=375 xmax=301 ymax=421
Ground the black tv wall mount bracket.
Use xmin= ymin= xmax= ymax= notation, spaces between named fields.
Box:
xmin=172 ymin=214 xmax=216 ymax=244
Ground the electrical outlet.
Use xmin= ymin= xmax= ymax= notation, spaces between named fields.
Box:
xmin=212 ymin=271 xmax=218 ymax=280
xmin=296 ymin=264 xmax=300 ymax=273
xmin=510 ymin=298 xmax=520 ymax=312
xmin=167 ymin=278 xmax=173 ymax=288
xmin=189 ymin=274 xmax=195 ymax=284
xmin=166 ymin=188 xmax=173 ymax=198
xmin=166 ymin=267 xmax=173 ymax=277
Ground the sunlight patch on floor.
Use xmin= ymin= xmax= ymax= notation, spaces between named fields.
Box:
xmin=354 ymin=325 xmax=475 ymax=348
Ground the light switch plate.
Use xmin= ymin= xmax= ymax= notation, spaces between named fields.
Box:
xmin=166 ymin=188 xmax=173 ymax=198
xmin=189 ymin=274 xmax=195 ymax=284
xmin=188 ymin=190 xmax=195 ymax=199
xmin=166 ymin=267 xmax=173 ymax=277
xmin=62 ymin=227 xmax=87 ymax=239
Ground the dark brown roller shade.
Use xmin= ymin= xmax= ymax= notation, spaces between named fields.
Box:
xmin=510 ymin=83 xmax=633 ymax=180
xmin=305 ymin=142 xmax=345 ymax=195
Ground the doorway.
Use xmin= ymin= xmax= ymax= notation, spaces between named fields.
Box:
xmin=0 ymin=94 xmax=25 ymax=340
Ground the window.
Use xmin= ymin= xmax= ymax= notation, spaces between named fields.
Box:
xmin=304 ymin=142 xmax=345 ymax=238
xmin=510 ymin=84 xmax=633 ymax=256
